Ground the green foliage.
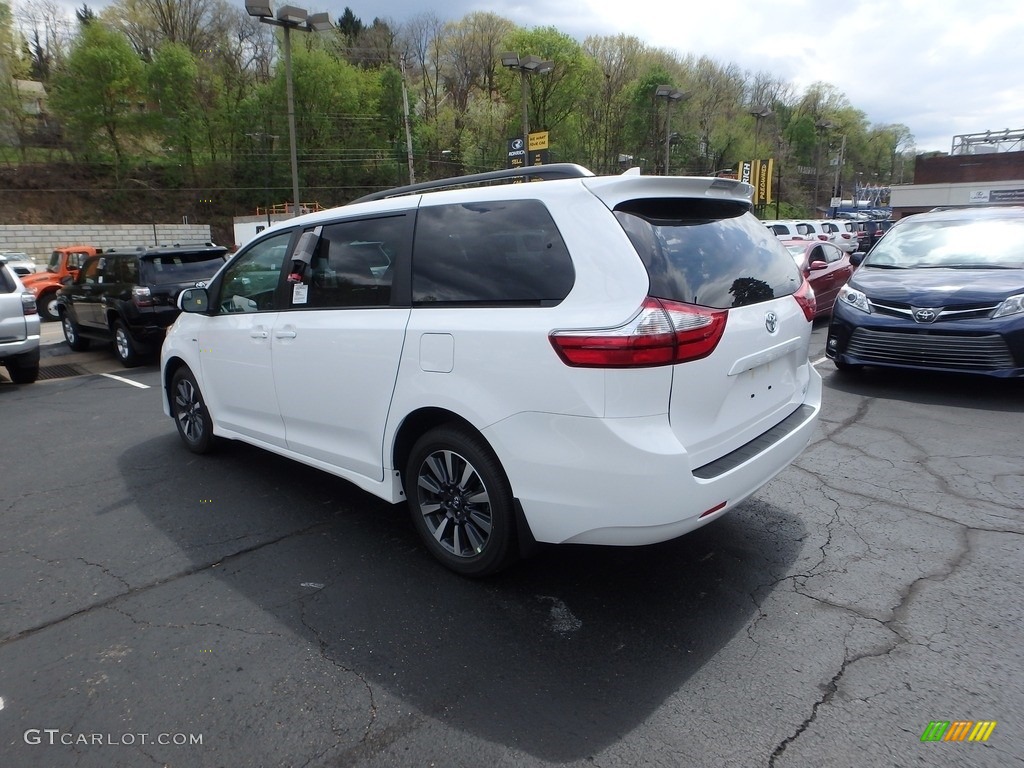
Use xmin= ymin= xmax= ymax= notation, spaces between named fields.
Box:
xmin=50 ymin=22 xmax=144 ymax=167
xmin=147 ymin=42 xmax=199 ymax=171
xmin=8 ymin=5 xmax=918 ymax=219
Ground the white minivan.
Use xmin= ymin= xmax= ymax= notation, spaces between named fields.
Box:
xmin=162 ymin=165 xmax=822 ymax=576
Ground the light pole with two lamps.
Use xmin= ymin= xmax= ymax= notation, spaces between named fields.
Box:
xmin=749 ymin=105 xmax=772 ymax=160
xmin=500 ymin=52 xmax=554 ymax=150
xmin=813 ymin=119 xmax=833 ymax=217
xmin=245 ymin=1 xmax=332 ymax=216
xmin=749 ymin=105 xmax=773 ymax=214
xmin=655 ymin=85 xmax=687 ymax=175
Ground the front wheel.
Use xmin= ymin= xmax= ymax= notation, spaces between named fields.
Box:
xmin=405 ymin=426 xmax=517 ymax=577
xmin=170 ymin=366 xmax=216 ymax=454
xmin=38 ymin=291 xmax=60 ymax=322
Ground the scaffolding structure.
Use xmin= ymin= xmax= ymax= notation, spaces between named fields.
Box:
xmin=951 ymin=129 xmax=1024 ymax=155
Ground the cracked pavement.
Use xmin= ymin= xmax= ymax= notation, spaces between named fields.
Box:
xmin=0 ymin=325 xmax=1021 ymax=767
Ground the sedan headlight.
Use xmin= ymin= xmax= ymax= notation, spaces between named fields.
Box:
xmin=838 ymin=285 xmax=871 ymax=314
xmin=992 ymin=293 xmax=1024 ymax=319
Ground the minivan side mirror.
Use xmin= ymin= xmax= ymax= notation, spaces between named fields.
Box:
xmin=850 ymin=252 xmax=866 ymax=267
xmin=179 ymin=287 xmax=209 ymax=312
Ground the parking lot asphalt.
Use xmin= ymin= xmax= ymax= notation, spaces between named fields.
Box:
xmin=2 ymin=320 xmax=1022 ymax=767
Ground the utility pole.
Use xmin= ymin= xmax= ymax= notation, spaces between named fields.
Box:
xmin=399 ymin=53 xmax=416 ymax=184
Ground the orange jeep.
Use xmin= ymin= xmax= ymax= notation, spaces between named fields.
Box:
xmin=22 ymin=245 xmax=102 ymax=321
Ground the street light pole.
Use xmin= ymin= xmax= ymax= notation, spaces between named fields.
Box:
xmin=655 ymin=85 xmax=687 ymax=175
xmin=813 ymin=119 xmax=833 ymax=217
xmin=749 ymin=105 xmax=772 ymax=160
xmin=831 ymin=133 xmax=846 ymax=217
xmin=245 ymin=2 xmax=332 ymax=217
xmin=749 ymin=105 xmax=772 ymax=215
xmin=500 ymin=52 xmax=554 ymax=148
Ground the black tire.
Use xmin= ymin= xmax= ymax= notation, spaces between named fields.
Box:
xmin=170 ymin=366 xmax=216 ymax=454
xmin=38 ymin=291 xmax=60 ymax=322
xmin=6 ymin=352 xmax=39 ymax=384
xmin=405 ymin=425 xmax=517 ymax=577
xmin=112 ymin=319 xmax=143 ymax=367
xmin=61 ymin=312 xmax=90 ymax=351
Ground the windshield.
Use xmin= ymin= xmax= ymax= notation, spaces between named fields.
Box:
xmin=48 ymin=251 xmax=61 ymax=271
xmin=863 ymin=216 xmax=1024 ymax=269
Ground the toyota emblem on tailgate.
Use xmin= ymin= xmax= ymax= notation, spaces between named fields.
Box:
xmin=765 ymin=311 xmax=778 ymax=334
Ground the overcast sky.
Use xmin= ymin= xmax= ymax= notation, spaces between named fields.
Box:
xmin=34 ymin=0 xmax=1024 ymax=153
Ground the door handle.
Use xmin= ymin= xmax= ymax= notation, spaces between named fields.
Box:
xmin=274 ymin=330 xmax=297 ymax=339
xmin=250 ymin=329 xmax=269 ymax=339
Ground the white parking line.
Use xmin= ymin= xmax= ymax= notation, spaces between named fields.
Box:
xmin=811 ymin=356 xmax=829 ymax=367
xmin=99 ymin=373 xmax=151 ymax=389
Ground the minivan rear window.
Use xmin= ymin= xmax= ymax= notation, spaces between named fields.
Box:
xmin=615 ymin=199 xmax=801 ymax=309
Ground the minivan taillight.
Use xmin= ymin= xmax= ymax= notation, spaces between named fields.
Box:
xmin=132 ymin=286 xmax=153 ymax=307
xmin=793 ymin=279 xmax=816 ymax=322
xmin=549 ymin=297 xmax=727 ymax=368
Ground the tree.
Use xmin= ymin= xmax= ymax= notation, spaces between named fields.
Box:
xmin=50 ymin=22 xmax=144 ymax=168
xmin=103 ymin=0 xmax=234 ymax=59
xmin=581 ymin=34 xmax=649 ymax=173
xmin=147 ymin=41 xmax=199 ymax=176
xmin=76 ymin=4 xmax=97 ymax=25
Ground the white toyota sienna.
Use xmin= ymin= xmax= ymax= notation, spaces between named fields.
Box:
xmin=161 ymin=165 xmax=822 ymax=576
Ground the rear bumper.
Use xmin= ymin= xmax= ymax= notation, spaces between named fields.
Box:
xmin=484 ymin=369 xmax=822 ymax=545
xmin=0 ymin=339 xmax=40 ymax=365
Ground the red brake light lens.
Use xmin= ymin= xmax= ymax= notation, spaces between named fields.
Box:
xmin=793 ymin=279 xmax=816 ymax=322
xmin=550 ymin=297 xmax=728 ymax=368
xmin=132 ymin=286 xmax=153 ymax=307
xmin=21 ymin=292 xmax=37 ymax=316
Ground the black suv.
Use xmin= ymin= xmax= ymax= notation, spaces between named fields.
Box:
xmin=58 ymin=244 xmax=228 ymax=366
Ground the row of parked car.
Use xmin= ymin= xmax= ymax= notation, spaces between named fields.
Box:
xmin=0 ymin=243 xmax=229 ymax=384
xmin=5 ymin=173 xmax=1022 ymax=579
xmin=762 ymin=217 xmax=894 ymax=253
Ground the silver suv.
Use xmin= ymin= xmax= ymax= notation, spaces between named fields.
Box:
xmin=161 ymin=165 xmax=822 ymax=575
xmin=0 ymin=255 xmax=41 ymax=384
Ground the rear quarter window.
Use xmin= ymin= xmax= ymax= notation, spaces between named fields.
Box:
xmin=615 ymin=199 xmax=801 ymax=309
xmin=412 ymin=200 xmax=575 ymax=305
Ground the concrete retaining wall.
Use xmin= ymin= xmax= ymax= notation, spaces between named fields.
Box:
xmin=0 ymin=224 xmax=214 ymax=267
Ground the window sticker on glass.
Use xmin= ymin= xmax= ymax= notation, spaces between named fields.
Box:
xmin=292 ymin=283 xmax=308 ymax=304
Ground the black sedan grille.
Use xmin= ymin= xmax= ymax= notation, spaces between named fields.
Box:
xmin=847 ymin=329 xmax=1016 ymax=370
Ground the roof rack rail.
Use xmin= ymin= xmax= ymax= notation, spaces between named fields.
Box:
xmin=351 ymin=163 xmax=595 ymax=204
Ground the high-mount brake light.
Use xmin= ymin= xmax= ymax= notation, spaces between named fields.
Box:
xmin=549 ymin=297 xmax=728 ymax=368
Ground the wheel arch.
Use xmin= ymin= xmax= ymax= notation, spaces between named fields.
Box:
xmin=391 ymin=407 xmax=538 ymax=558
xmin=392 ymin=407 xmax=481 ymax=483
xmin=162 ymin=356 xmax=189 ymax=410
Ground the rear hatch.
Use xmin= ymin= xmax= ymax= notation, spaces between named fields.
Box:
xmin=583 ymin=176 xmax=814 ymax=468
xmin=139 ymin=249 xmax=228 ymax=321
